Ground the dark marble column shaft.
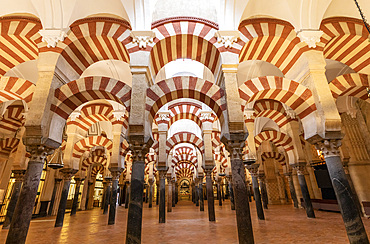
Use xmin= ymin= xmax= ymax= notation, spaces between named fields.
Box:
xmin=218 ymin=181 xmax=222 ymax=206
xmin=148 ymin=180 xmax=153 ymax=208
xmin=101 ymin=182 xmax=107 ymax=209
xmin=158 ymin=170 xmax=166 ymax=223
xmin=172 ymin=180 xmax=175 ymax=207
xmin=228 ymin=177 xmax=235 ymax=210
xmin=103 ymin=179 xmax=111 ymax=214
xmin=85 ymin=181 xmax=92 ymax=210
xmin=205 ymin=170 xmax=215 ymax=221
xmin=156 ymin=182 xmax=159 ymax=205
xmin=252 ymin=175 xmax=264 ymax=220
xmin=285 ymin=173 xmax=298 ymax=208
xmin=49 ymin=178 xmax=62 ymax=216
xmin=294 ymin=164 xmax=315 ymax=218
xmin=258 ymin=174 xmax=268 ymax=209
xmin=317 ymin=140 xmax=369 ymax=244
xmin=175 ymin=183 xmax=178 ymax=204
xmin=108 ymin=171 xmax=120 ymax=225
xmin=167 ymin=177 xmax=172 ymax=212
xmin=125 ymin=182 xmax=130 ymax=209
xmin=70 ymin=179 xmax=82 ymax=216
xmin=198 ymin=178 xmax=204 ymax=211
xmin=125 ymin=159 xmax=145 ymax=244
xmin=195 ymin=183 xmax=199 ymax=206
xmin=5 ymin=147 xmax=50 ymax=244
xmin=3 ymin=170 xmax=26 ymax=229
xmin=229 ymin=144 xmax=254 ymax=244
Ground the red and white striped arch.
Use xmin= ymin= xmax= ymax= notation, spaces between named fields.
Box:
xmin=0 ymin=138 xmax=19 ymax=157
xmin=176 ymin=167 xmax=194 ymax=179
xmin=261 ymin=152 xmax=286 ymax=165
xmin=172 ymin=153 xmax=197 ymax=166
xmin=0 ymin=77 xmax=35 ymax=104
xmin=214 ymin=153 xmax=228 ymax=168
xmin=120 ymin=139 xmax=130 ymax=157
xmin=174 ymin=146 xmax=195 ymax=157
xmin=254 ymin=131 xmax=294 ymax=152
xmin=166 ymin=132 xmax=204 ymax=154
xmin=81 ymin=148 xmax=107 ymax=171
xmin=51 ymin=76 xmax=131 ymax=120
xmin=239 ymin=76 xmax=317 ymax=120
xmin=146 ymin=76 xmax=226 ymax=124
xmin=329 ymin=73 xmax=370 ymax=103
xmin=0 ymin=16 xmax=42 ymax=75
xmin=73 ymin=136 xmax=113 ymax=159
xmin=245 ymin=99 xmax=296 ymax=128
xmin=145 ymin=153 xmax=157 ymax=164
xmin=320 ymin=17 xmax=370 ymax=74
xmin=47 ymin=17 xmax=131 ymax=78
xmin=91 ymin=165 xmax=105 ymax=177
xmin=0 ymin=105 xmax=25 ymax=134
xmin=238 ymin=18 xmax=311 ymax=74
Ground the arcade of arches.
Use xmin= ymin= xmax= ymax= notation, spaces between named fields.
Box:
xmin=0 ymin=0 xmax=369 ymax=243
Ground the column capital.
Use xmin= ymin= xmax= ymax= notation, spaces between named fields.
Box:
xmin=110 ymin=168 xmax=123 ymax=180
xmin=129 ymin=142 xmax=149 ymax=162
xmin=246 ymin=163 xmax=260 ymax=177
xmin=158 ymin=168 xmax=168 ymax=179
xmin=296 ymin=30 xmax=323 ymax=48
xmin=130 ymin=30 xmax=155 ymax=49
xmin=60 ymin=169 xmax=78 ymax=181
xmin=26 ymin=145 xmax=54 ymax=163
xmin=12 ymin=170 xmax=26 ymax=182
xmin=215 ymin=30 xmax=240 ymax=49
xmin=315 ymin=139 xmax=341 ymax=158
xmin=39 ymin=29 xmax=67 ymax=48
xmin=291 ymin=162 xmax=306 ymax=175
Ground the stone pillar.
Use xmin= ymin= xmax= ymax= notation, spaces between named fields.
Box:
xmin=175 ymin=182 xmax=178 ymax=204
xmin=119 ymin=183 xmax=125 ymax=207
xmin=284 ymin=172 xmax=299 ymax=208
xmin=158 ymin=169 xmax=166 ymax=223
xmin=125 ymin=146 xmax=146 ymax=244
xmin=156 ymin=181 xmax=159 ymax=205
xmin=167 ymin=175 xmax=172 ymax=213
xmin=293 ymin=163 xmax=315 ymax=218
xmin=48 ymin=178 xmax=62 ymax=216
xmin=228 ymin=141 xmax=254 ymax=244
xmin=316 ymin=140 xmax=369 ymax=243
xmin=343 ymin=160 xmax=363 ymax=216
xmin=5 ymin=146 xmax=52 ymax=244
xmin=85 ymin=181 xmax=93 ymax=210
xmin=217 ymin=179 xmax=222 ymax=206
xmin=198 ymin=176 xmax=204 ymax=211
xmin=3 ymin=170 xmax=26 ymax=229
xmin=148 ymin=179 xmax=153 ymax=208
xmin=55 ymin=169 xmax=78 ymax=227
xmin=195 ymin=179 xmax=199 ymax=206
xmin=125 ymin=181 xmax=130 ymax=209
xmin=172 ymin=179 xmax=175 ymax=207
xmin=103 ymin=178 xmax=112 ymax=215
xmin=247 ymin=164 xmax=265 ymax=220
xmin=258 ymin=173 xmax=268 ymax=209
xmin=204 ymin=169 xmax=215 ymax=221
xmin=227 ymin=176 xmax=235 ymax=210
xmin=101 ymin=181 xmax=108 ymax=210
xmin=70 ymin=178 xmax=82 ymax=216
xmin=144 ymin=184 xmax=149 ymax=203
xmin=221 ymin=180 xmax=225 ymax=201
xmin=108 ymin=170 xmax=121 ymax=225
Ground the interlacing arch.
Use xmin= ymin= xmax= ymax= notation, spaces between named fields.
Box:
xmin=320 ymin=17 xmax=370 ymax=74
xmin=238 ymin=18 xmax=311 ymax=74
xmin=81 ymin=148 xmax=107 ymax=172
xmin=47 ymin=17 xmax=131 ymax=79
xmin=72 ymin=136 xmax=113 ymax=159
xmin=51 ymin=76 xmax=131 ymax=120
xmin=0 ymin=104 xmax=25 ymax=133
xmin=67 ymin=103 xmax=129 ymax=131
xmin=0 ymin=138 xmax=19 ymax=157
xmin=146 ymin=76 xmax=226 ymax=125
xmin=239 ymin=76 xmax=317 ymax=120
xmin=0 ymin=77 xmax=35 ymax=104
xmin=329 ymin=73 xmax=370 ymax=103
xmin=0 ymin=16 xmax=42 ymax=75
xmin=166 ymin=132 xmax=204 ymax=154
xmin=261 ymin=152 xmax=286 ymax=165
xmin=244 ymin=99 xmax=297 ymax=129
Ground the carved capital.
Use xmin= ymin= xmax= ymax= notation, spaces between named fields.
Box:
xmin=315 ymin=139 xmax=341 ymax=158
xmin=26 ymin=145 xmax=54 ymax=163
xmin=244 ymin=109 xmax=255 ymax=120
xmin=158 ymin=169 xmax=168 ymax=179
xmin=60 ymin=169 xmax=78 ymax=181
xmin=112 ymin=111 xmax=126 ymax=121
xmin=12 ymin=170 xmax=26 ymax=182
xmin=200 ymin=111 xmax=213 ymax=122
xmin=291 ymin=162 xmax=306 ymax=175
xmin=297 ymin=30 xmax=323 ymax=48
xmin=130 ymin=31 xmax=155 ymax=49
xmin=246 ymin=163 xmax=260 ymax=177
xmin=129 ymin=142 xmax=149 ymax=162
xmin=258 ymin=172 xmax=266 ymax=181
xmin=109 ymin=168 xmax=123 ymax=180
xmin=215 ymin=31 xmax=239 ymax=48
xmin=39 ymin=29 xmax=67 ymax=48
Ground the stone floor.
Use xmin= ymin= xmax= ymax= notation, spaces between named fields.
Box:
xmin=1 ymin=200 xmax=370 ymax=243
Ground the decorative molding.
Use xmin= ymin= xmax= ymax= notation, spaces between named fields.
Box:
xmin=292 ymin=162 xmax=306 ymax=175
xmin=200 ymin=111 xmax=213 ymax=121
xmin=215 ymin=31 xmax=239 ymax=48
xmin=112 ymin=110 xmax=126 ymax=121
xmin=152 ymin=16 xmax=219 ymax=29
xmin=69 ymin=111 xmax=81 ymax=121
xmin=297 ymin=30 xmax=323 ymax=48
xmin=70 ymin=16 xmax=131 ymax=30
xmin=244 ymin=109 xmax=255 ymax=120
xmin=39 ymin=29 xmax=67 ymax=48
xmin=130 ymin=31 xmax=155 ymax=49
xmin=315 ymin=139 xmax=342 ymax=158
xmin=239 ymin=18 xmax=294 ymax=29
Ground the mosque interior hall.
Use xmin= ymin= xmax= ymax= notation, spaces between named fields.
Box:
xmin=0 ymin=0 xmax=370 ymax=243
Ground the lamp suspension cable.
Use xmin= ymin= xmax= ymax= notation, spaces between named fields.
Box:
xmin=353 ymin=0 xmax=370 ymax=38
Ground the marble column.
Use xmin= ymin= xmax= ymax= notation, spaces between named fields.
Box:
xmin=198 ymin=176 xmax=204 ymax=211
xmin=221 ymin=181 xmax=225 ymax=201
xmin=175 ymin=182 xmax=178 ymax=204
xmin=148 ymin=179 xmax=153 ymax=208
xmin=144 ymin=184 xmax=149 ymax=203
xmin=5 ymin=146 xmax=51 ymax=244
xmin=158 ymin=169 xmax=166 ymax=223
xmin=195 ymin=179 xmax=199 ymax=207
xmin=103 ymin=178 xmax=112 ymax=215
xmin=228 ymin=142 xmax=254 ymax=244
xmin=247 ymin=164 xmax=265 ymax=220
xmin=156 ymin=182 xmax=159 ymax=205
xmin=227 ymin=176 xmax=235 ymax=210
xmin=204 ymin=169 xmax=215 ymax=221
xmin=293 ymin=163 xmax=315 ymax=218
xmin=3 ymin=170 xmax=26 ymax=229
xmin=125 ymin=181 xmax=130 ymax=209
xmin=258 ymin=173 xmax=268 ymax=209
xmin=316 ymin=140 xmax=369 ymax=243
xmin=284 ymin=172 xmax=299 ymax=208
xmin=101 ymin=181 xmax=107 ymax=210
xmin=172 ymin=179 xmax=175 ymax=207
xmin=55 ymin=169 xmax=78 ymax=227
xmin=125 ymin=152 xmax=146 ymax=244
xmin=85 ymin=181 xmax=93 ymax=210
xmin=343 ymin=160 xmax=363 ymax=216
xmin=217 ymin=180 xmax=222 ymax=206
xmin=70 ymin=178 xmax=82 ymax=216
xmin=108 ymin=170 xmax=121 ymax=225
xmin=118 ymin=184 xmax=124 ymax=206
xmin=48 ymin=178 xmax=62 ymax=216
xmin=167 ymin=175 xmax=172 ymax=213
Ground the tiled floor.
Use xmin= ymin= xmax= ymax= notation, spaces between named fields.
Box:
xmin=1 ymin=200 xmax=369 ymax=243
